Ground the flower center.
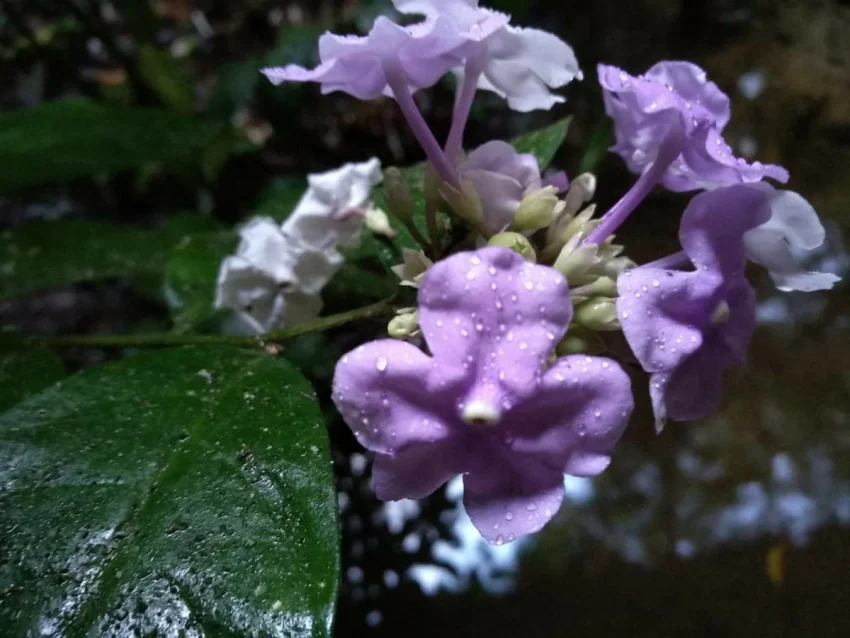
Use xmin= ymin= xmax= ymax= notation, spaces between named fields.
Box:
xmin=461 ymin=400 xmax=502 ymax=427
xmin=710 ymin=300 xmax=731 ymax=325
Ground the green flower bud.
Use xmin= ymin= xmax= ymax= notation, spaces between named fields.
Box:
xmin=388 ymin=308 xmax=420 ymax=339
xmin=391 ymin=248 xmax=433 ymax=288
xmin=553 ymin=242 xmax=598 ymax=281
xmin=440 ymin=179 xmax=484 ymax=230
xmin=512 ymin=187 xmax=564 ymax=232
xmin=573 ymin=298 xmax=620 ymax=332
xmin=487 ymin=232 xmax=537 ymax=262
xmin=556 ymin=325 xmax=605 ymax=355
xmin=383 ymin=168 xmax=415 ymax=223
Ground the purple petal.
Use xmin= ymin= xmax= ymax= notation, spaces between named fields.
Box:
xmin=463 ymin=462 xmax=565 ymax=544
xmin=372 ymin=440 xmax=467 ymax=501
xmin=720 ymin=279 xmax=757 ymax=364
xmin=506 ymin=355 xmax=633 ymax=475
xmin=332 ymin=339 xmax=466 ymax=455
xmin=617 ymin=267 xmax=716 ymax=373
xmin=661 ymin=345 xmax=729 ymax=423
xmin=644 ymin=61 xmax=731 ymax=129
xmin=679 ymin=185 xmax=773 ymax=279
xmin=598 ymin=61 xmax=790 ymax=192
xmin=418 ymin=248 xmax=572 ymax=404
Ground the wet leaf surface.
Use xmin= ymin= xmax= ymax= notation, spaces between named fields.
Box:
xmin=0 ymin=347 xmax=338 ymax=637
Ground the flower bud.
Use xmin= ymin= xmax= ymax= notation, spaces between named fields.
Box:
xmin=573 ymin=298 xmax=620 ymax=332
xmin=391 ymin=248 xmax=433 ymax=288
xmin=383 ymin=167 xmax=415 ymax=223
xmin=556 ymin=325 xmax=605 ymax=355
xmin=602 ymin=256 xmax=636 ymax=279
xmin=553 ymin=242 xmax=598 ymax=282
xmin=570 ymin=277 xmax=618 ymax=303
xmin=364 ymin=206 xmax=397 ymax=239
xmin=487 ymin=232 xmax=537 ymax=262
xmin=440 ymin=179 xmax=484 ymax=230
xmin=563 ymin=173 xmax=597 ymax=217
xmin=512 ymin=187 xmax=564 ymax=232
xmin=388 ymin=308 xmax=420 ymax=339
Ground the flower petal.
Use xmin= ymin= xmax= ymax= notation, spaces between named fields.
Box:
xmin=506 ymin=355 xmax=634 ymax=476
xmin=372 ymin=441 xmax=467 ymax=501
xmin=658 ymin=345 xmax=729 ymax=424
xmin=418 ymin=248 xmax=572 ymax=404
xmin=743 ymin=187 xmax=841 ymax=292
xmin=679 ymin=185 xmax=773 ymax=279
xmin=463 ymin=462 xmax=565 ymax=544
xmin=332 ymin=339 xmax=466 ymax=456
xmin=598 ymin=62 xmax=789 ymax=191
xmin=617 ymin=267 xmax=714 ymax=373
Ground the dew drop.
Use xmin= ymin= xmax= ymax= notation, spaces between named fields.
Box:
xmin=376 ymin=357 xmax=388 ymax=372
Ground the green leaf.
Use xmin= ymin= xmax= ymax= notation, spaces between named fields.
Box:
xmin=0 ymin=349 xmax=65 ymax=411
xmin=138 ymin=45 xmax=195 ymax=114
xmin=0 ymin=346 xmax=339 ymax=636
xmin=164 ymin=231 xmax=239 ymax=332
xmin=0 ymin=216 xmax=218 ymax=302
xmin=254 ymin=176 xmax=308 ymax=223
xmin=511 ymin=116 xmax=572 ymax=171
xmin=0 ymin=98 xmax=224 ymax=192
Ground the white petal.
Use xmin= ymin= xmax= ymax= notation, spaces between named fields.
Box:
xmin=236 ymin=217 xmax=297 ymax=285
xmin=743 ymin=188 xmax=840 ymax=292
xmin=477 ymin=26 xmax=582 ymax=112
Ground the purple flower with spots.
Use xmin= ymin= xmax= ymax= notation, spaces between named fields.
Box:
xmin=598 ymin=61 xmax=789 ymax=192
xmin=617 ymin=185 xmax=773 ymax=429
xmin=332 ymin=247 xmax=634 ymax=544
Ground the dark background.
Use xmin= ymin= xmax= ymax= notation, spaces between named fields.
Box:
xmin=2 ymin=1 xmax=849 ymax=636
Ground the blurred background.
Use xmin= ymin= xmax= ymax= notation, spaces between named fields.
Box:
xmin=1 ymin=0 xmax=849 ymax=636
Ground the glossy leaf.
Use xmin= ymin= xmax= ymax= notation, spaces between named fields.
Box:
xmin=0 ymin=215 xmax=219 ymax=302
xmin=0 ymin=98 xmax=224 ymax=192
xmin=0 ymin=349 xmax=66 ymax=411
xmin=511 ymin=116 xmax=572 ymax=170
xmin=0 ymin=346 xmax=339 ymax=636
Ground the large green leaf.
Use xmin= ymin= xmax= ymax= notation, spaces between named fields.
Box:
xmin=511 ymin=116 xmax=572 ymax=170
xmin=0 ymin=349 xmax=66 ymax=411
xmin=0 ymin=215 xmax=219 ymax=302
xmin=0 ymin=347 xmax=339 ymax=636
xmin=0 ymin=98 xmax=224 ymax=192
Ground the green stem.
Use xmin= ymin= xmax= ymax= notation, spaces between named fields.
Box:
xmin=6 ymin=298 xmax=395 ymax=350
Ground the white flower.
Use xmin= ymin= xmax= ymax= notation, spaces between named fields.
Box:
xmin=393 ymin=0 xmax=582 ymax=112
xmin=215 ymin=159 xmax=382 ymax=333
xmin=743 ymin=187 xmax=841 ymax=292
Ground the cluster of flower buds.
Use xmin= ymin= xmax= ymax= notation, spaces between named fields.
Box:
xmin=245 ymin=0 xmax=839 ymax=544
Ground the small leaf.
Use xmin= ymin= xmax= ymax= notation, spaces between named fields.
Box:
xmin=0 ymin=349 xmax=66 ymax=411
xmin=511 ymin=116 xmax=572 ymax=171
xmin=0 ymin=347 xmax=339 ymax=636
xmin=0 ymin=98 xmax=224 ymax=192
xmin=164 ymin=231 xmax=239 ymax=332
xmin=0 ymin=216 xmax=217 ymax=302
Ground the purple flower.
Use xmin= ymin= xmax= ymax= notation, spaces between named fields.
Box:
xmin=458 ymin=141 xmax=542 ymax=234
xmin=598 ymin=61 xmax=789 ymax=192
xmin=617 ymin=185 xmax=773 ymax=429
xmin=332 ymin=247 xmax=634 ymax=543
xmin=261 ymin=13 xmax=506 ymax=100
xmin=394 ymin=0 xmax=582 ymax=112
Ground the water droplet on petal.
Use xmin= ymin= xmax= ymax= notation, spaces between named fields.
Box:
xmin=376 ymin=357 xmax=388 ymax=372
